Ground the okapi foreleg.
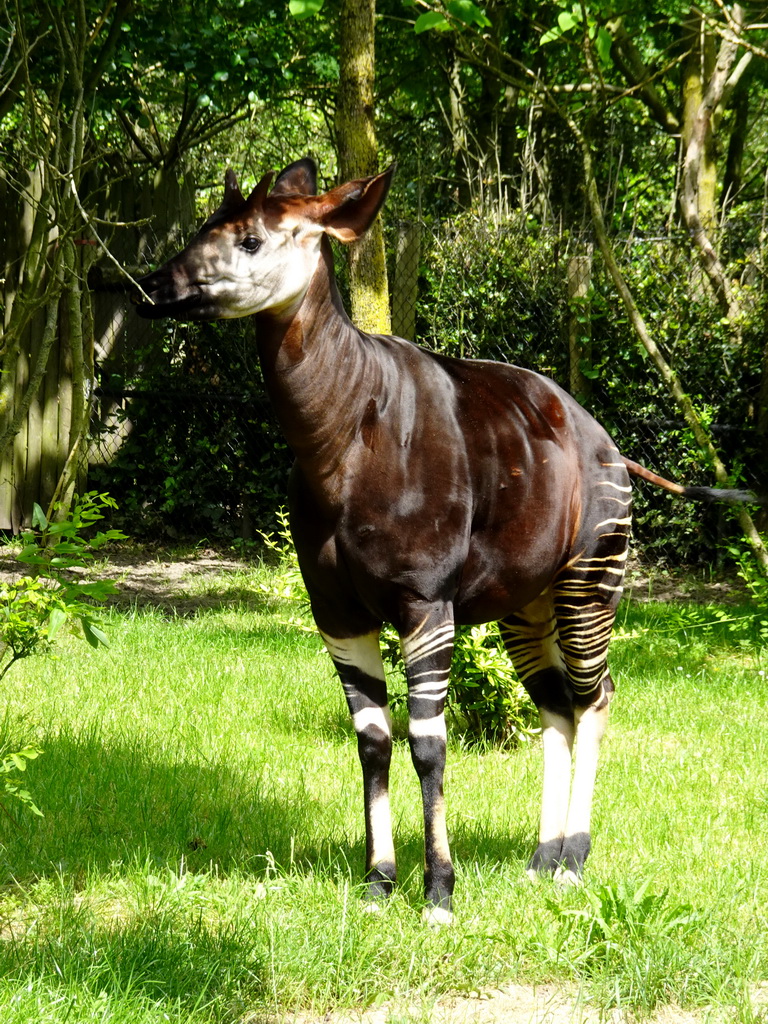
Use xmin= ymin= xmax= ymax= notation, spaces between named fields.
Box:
xmin=320 ymin=631 xmax=396 ymax=900
xmin=400 ymin=608 xmax=456 ymax=924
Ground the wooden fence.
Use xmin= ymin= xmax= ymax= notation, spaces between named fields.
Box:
xmin=0 ymin=165 xmax=195 ymax=532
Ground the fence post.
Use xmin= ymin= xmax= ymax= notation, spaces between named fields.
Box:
xmin=567 ymin=249 xmax=592 ymax=403
xmin=391 ymin=220 xmax=422 ymax=342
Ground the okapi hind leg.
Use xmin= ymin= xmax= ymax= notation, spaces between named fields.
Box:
xmin=554 ymin=680 xmax=612 ymax=884
xmin=319 ymin=631 xmax=396 ymax=902
xmin=551 ymin=521 xmax=626 ymax=881
xmin=499 ymin=594 xmax=576 ymax=879
xmin=500 ymin=587 xmax=618 ymax=882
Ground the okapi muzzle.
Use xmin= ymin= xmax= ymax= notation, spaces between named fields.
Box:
xmin=134 ymin=156 xmax=762 ymax=925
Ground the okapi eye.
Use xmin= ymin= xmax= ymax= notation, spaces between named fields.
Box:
xmin=241 ymin=235 xmax=262 ymax=252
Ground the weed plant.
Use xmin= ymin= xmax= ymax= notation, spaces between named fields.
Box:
xmin=0 ymin=559 xmax=766 ymax=1023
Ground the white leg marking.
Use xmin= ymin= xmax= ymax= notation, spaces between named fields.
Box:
xmin=408 ymin=714 xmax=447 ymax=741
xmin=553 ymin=702 xmax=608 ymax=886
xmin=564 ymin=702 xmax=608 ymax=839
xmin=422 ymin=905 xmax=454 ymax=928
xmin=352 ymin=705 xmax=392 ymax=736
xmin=319 ymin=631 xmax=385 ymax=681
xmin=368 ymin=790 xmax=395 ymax=868
xmin=538 ymin=710 xmax=574 ymax=846
xmin=427 ymin=792 xmax=451 ymax=863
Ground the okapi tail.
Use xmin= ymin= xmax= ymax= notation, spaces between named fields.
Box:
xmin=622 ymin=457 xmax=764 ymax=504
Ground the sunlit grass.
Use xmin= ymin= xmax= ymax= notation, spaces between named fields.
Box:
xmin=0 ymin=561 xmax=766 ymax=1022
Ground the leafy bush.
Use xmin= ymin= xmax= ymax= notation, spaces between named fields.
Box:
xmin=1 ymin=492 xmax=124 ymax=681
xmin=415 ymin=212 xmax=766 ymax=566
xmin=92 ymin=318 xmax=292 ymax=541
xmin=0 ymin=492 xmax=125 ymax=816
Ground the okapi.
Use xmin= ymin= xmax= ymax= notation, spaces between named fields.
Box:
xmin=134 ymin=159 xmax=756 ymax=925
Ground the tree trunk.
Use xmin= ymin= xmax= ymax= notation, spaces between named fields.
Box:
xmin=681 ymin=14 xmax=718 ymax=232
xmin=567 ymin=252 xmax=592 ymax=404
xmin=336 ymin=0 xmax=391 ymax=335
xmin=678 ymin=9 xmax=744 ymax=321
xmin=391 ymin=221 xmax=421 ymax=341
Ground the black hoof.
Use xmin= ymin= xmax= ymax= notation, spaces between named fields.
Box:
xmin=526 ymin=838 xmax=564 ymax=876
xmin=365 ymin=862 xmax=396 ymax=901
xmin=558 ymin=832 xmax=591 ymax=877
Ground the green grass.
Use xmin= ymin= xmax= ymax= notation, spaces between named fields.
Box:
xmin=0 ymin=561 xmax=766 ymax=1022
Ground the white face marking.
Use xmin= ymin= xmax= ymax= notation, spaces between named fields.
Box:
xmin=185 ymin=216 xmax=325 ymax=320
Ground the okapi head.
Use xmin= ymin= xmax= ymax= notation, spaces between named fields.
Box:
xmin=134 ymin=159 xmax=394 ymax=322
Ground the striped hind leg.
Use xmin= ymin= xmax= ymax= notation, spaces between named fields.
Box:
xmin=319 ymin=630 xmax=396 ymax=901
xmin=500 ymin=583 xmax=618 ymax=882
xmin=500 ymin=592 xmax=576 ymax=877
xmin=550 ymin=547 xmax=624 ymax=881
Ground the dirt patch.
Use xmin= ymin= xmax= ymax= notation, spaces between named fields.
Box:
xmin=622 ymin=561 xmax=751 ymax=605
xmin=0 ymin=545 xmax=752 ymax=615
xmin=0 ymin=545 xmax=259 ymax=615
xmin=276 ymin=981 xmax=767 ymax=1024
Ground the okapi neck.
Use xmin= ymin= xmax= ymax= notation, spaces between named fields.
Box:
xmin=253 ymin=239 xmax=378 ymax=489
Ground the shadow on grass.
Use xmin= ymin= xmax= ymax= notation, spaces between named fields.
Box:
xmin=0 ymin=890 xmax=269 ymax=1019
xmin=0 ymin=723 xmax=534 ymax=892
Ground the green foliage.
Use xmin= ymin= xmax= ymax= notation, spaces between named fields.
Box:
xmin=15 ymin=493 xmax=125 ymax=647
xmin=541 ymin=878 xmax=699 ymax=1009
xmin=445 ymin=622 xmax=538 ymax=746
xmin=539 ymin=3 xmax=613 ymax=63
xmin=414 ymin=1 xmax=491 ymax=34
xmin=2 ymin=492 xmax=125 ymax=676
xmin=0 ymin=492 xmax=124 ymax=816
xmin=0 ymin=577 xmax=65 ymax=671
xmin=289 ymin=0 xmax=325 ymax=17
xmin=416 ymin=212 xmax=567 ymax=374
xmin=0 ymin=744 xmax=43 ymax=818
xmin=92 ymin=320 xmax=293 ymax=542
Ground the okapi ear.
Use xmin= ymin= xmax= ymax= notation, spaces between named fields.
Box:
xmin=214 ymin=169 xmax=245 ymax=215
xmin=245 ymin=171 xmax=275 ymax=211
xmin=318 ymin=165 xmax=396 ymax=243
xmin=270 ymin=158 xmax=318 ymax=197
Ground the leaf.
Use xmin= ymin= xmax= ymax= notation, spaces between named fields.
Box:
xmin=445 ymin=0 xmax=491 ymax=28
xmin=47 ymin=606 xmax=67 ymax=639
xmin=16 ymin=748 xmax=41 ymax=761
xmin=558 ymin=10 xmax=580 ymax=31
xmin=288 ymin=0 xmax=324 ymax=17
xmin=540 ymin=24 xmax=563 ymax=44
xmin=81 ymin=619 xmax=109 ymax=649
xmin=32 ymin=503 xmax=48 ymax=530
xmin=414 ymin=11 xmax=450 ymax=33
xmin=594 ymin=26 xmax=612 ymax=63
